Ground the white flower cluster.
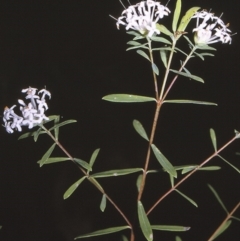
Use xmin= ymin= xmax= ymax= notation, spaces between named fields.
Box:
xmin=116 ymin=0 xmax=170 ymax=37
xmin=3 ymin=87 xmax=51 ymax=133
xmin=192 ymin=10 xmax=232 ymax=45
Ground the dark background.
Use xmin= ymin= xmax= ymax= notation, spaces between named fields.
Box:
xmin=0 ymin=0 xmax=239 ymax=240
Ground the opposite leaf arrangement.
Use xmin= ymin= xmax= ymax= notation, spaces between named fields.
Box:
xmin=3 ymin=0 xmax=240 ymax=241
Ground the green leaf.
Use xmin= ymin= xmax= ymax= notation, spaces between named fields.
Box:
xmin=175 ymin=47 xmax=188 ymax=56
xmin=88 ymin=177 xmax=104 ymax=192
xmin=88 ymin=148 xmax=100 ymax=174
xmin=152 ymin=63 xmax=159 ymax=75
xmin=196 ymin=44 xmax=216 ymax=51
xmin=37 ymin=157 xmax=70 ymax=165
xmin=102 ymin=94 xmax=156 ymax=103
xmin=235 ymin=129 xmax=240 ymax=138
xmin=136 ymin=49 xmax=150 ymax=61
xmin=181 ymin=165 xmax=220 ymax=174
xmin=210 ymin=128 xmax=217 ymax=151
xmin=183 ymin=36 xmax=194 ymax=48
xmin=231 ymin=216 xmax=240 ymax=222
xmin=160 ymin=50 xmax=167 ymax=68
xmin=194 ymin=52 xmax=204 ymax=60
xmin=33 ymin=127 xmax=42 ymax=142
xmin=39 ymin=143 xmax=56 ymax=167
xmin=126 ymin=44 xmax=148 ymax=51
xmin=54 ymin=115 xmax=60 ymax=140
xmin=127 ymin=40 xmax=142 ymax=46
xmin=156 ymin=24 xmax=173 ymax=37
xmin=121 ymin=235 xmax=129 ymax=241
xmin=136 ymin=174 xmax=143 ymax=192
xmin=126 ymin=31 xmax=141 ymax=37
xmin=172 ymin=0 xmax=181 ymax=32
xmin=151 ymin=225 xmax=190 ymax=231
xmin=176 ymin=236 xmax=182 ymax=241
xmin=150 ymin=36 xmax=171 ymax=45
xmin=48 ymin=120 xmax=77 ymax=132
xmin=170 ymin=174 xmax=174 ymax=187
xmin=63 ymin=176 xmax=86 ymax=199
xmin=152 ymin=47 xmax=174 ymax=52
xmin=208 ymin=184 xmax=228 ymax=214
xmin=100 ymin=194 xmax=107 ymax=212
xmin=74 ymin=158 xmax=92 ymax=171
xmin=175 ymin=189 xmax=198 ymax=207
xmin=211 ymin=220 xmax=232 ymax=241
xmin=151 ymin=144 xmax=177 ymax=178
xmin=218 ymin=155 xmax=240 ymax=173
xmin=177 ymin=7 xmax=200 ymax=32
xmin=138 ymin=201 xmax=153 ymax=241
xmin=91 ymin=168 xmax=143 ymax=178
xmin=74 ymin=226 xmax=130 ymax=239
xmin=133 ymin=120 xmax=149 ymax=141
xmin=200 ymin=53 xmax=215 ymax=57
xmin=163 ymin=100 xmax=217 ymax=105
xmin=170 ymin=69 xmax=204 ymax=83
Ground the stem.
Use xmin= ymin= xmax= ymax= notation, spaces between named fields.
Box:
xmin=208 ymin=202 xmax=240 ymax=241
xmin=41 ymin=125 xmax=134 ymax=240
xmin=162 ymin=46 xmax=197 ymax=100
xmin=137 ymin=39 xmax=178 ymax=201
xmin=137 ymin=101 xmax=162 ymax=201
xmin=147 ymin=134 xmax=239 ymax=215
xmin=159 ymin=40 xmax=176 ymax=100
xmin=147 ymin=38 xmax=159 ymax=99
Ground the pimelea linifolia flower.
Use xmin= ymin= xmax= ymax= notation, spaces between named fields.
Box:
xmin=116 ymin=0 xmax=170 ymax=37
xmin=192 ymin=10 xmax=232 ymax=45
xmin=3 ymin=87 xmax=51 ymax=133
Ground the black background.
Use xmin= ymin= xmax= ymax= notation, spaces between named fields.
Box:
xmin=0 ymin=0 xmax=239 ymax=240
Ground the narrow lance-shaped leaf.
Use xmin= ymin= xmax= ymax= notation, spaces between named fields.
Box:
xmin=217 ymin=155 xmax=240 ymax=173
xmin=175 ymin=189 xmax=198 ymax=207
xmin=150 ymin=36 xmax=171 ymax=44
xmin=39 ymin=143 xmax=56 ymax=167
xmin=172 ymin=0 xmax=181 ymax=32
xmin=152 ymin=63 xmax=159 ymax=75
xmin=91 ymin=168 xmax=143 ymax=178
xmin=170 ymin=69 xmax=204 ymax=83
xmin=196 ymin=44 xmax=216 ymax=51
xmin=102 ymin=94 xmax=156 ymax=103
xmin=210 ymin=220 xmax=232 ymax=241
xmin=183 ymin=35 xmax=194 ymax=47
xmin=208 ymin=184 xmax=228 ymax=213
xmin=127 ymin=40 xmax=142 ymax=46
xmin=74 ymin=226 xmax=131 ymax=239
xmin=122 ymin=235 xmax=129 ymax=241
xmin=210 ymin=128 xmax=217 ymax=151
xmin=176 ymin=236 xmax=182 ymax=241
xmin=163 ymin=100 xmax=217 ymax=106
xmin=133 ymin=120 xmax=149 ymax=141
xmin=138 ymin=201 xmax=153 ymax=241
xmin=74 ymin=158 xmax=92 ymax=171
xmin=156 ymin=24 xmax=173 ymax=37
xmin=137 ymin=49 xmax=150 ymax=61
xmin=136 ymin=174 xmax=143 ymax=192
xmin=63 ymin=176 xmax=86 ymax=200
xmin=100 ymin=194 xmax=107 ymax=212
xmin=177 ymin=7 xmax=200 ymax=32
xmin=48 ymin=120 xmax=77 ymax=132
xmin=54 ymin=115 xmax=60 ymax=140
xmin=87 ymin=148 xmax=100 ymax=174
xmin=151 ymin=225 xmax=190 ymax=232
xmin=160 ymin=50 xmax=167 ymax=68
xmin=33 ymin=127 xmax=42 ymax=142
xmin=181 ymin=165 xmax=221 ymax=174
xmin=37 ymin=157 xmax=71 ymax=165
xmin=151 ymin=144 xmax=177 ymax=178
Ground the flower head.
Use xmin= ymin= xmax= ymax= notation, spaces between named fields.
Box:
xmin=2 ymin=87 xmax=51 ymax=133
xmin=192 ymin=10 xmax=232 ymax=45
xmin=116 ymin=0 xmax=170 ymax=37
